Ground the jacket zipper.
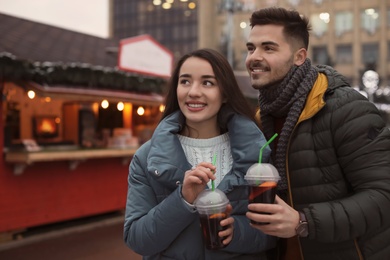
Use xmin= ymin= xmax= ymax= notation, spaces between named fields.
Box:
xmin=285 ymin=82 xmax=327 ymax=260
xmin=285 ymin=84 xmax=364 ymax=260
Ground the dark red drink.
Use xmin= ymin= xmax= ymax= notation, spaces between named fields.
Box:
xmin=248 ymin=181 xmax=277 ymax=225
xmin=199 ymin=212 xmax=227 ymax=250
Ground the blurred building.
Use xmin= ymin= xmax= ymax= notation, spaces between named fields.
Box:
xmin=120 ymin=0 xmax=390 ymax=117
xmin=111 ymin=0 xmax=198 ymax=61
xmin=197 ymin=0 xmax=390 ymax=123
xmin=199 ymin=0 xmax=390 ymax=89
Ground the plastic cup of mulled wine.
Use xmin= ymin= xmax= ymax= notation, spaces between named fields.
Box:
xmin=245 ymin=163 xmax=280 ymax=225
xmin=194 ymin=188 xmax=229 ymax=250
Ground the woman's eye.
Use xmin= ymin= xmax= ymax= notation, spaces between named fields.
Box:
xmin=203 ymin=81 xmax=214 ymax=87
xmin=180 ymin=79 xmax=190 ymax=85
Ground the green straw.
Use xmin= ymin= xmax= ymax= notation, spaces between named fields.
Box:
xmin=258 ymin=133 xmax=278 ymax=163
xmin=211 ymin=153 xmax=217 ymax=191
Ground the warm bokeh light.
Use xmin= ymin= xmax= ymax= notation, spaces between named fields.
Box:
xmin=92 ymin=102 xmax=99 ymax=115
xmin=44 ymin=97 xmax=51 ymax=102
xmin=188 ymin=2 xmax=196 ymax=9
xmin=117 ymin=102 xmax=124 ymax=111
xmin=101 ymin=100 xmax=109 ymax=109
xmin=137 ymin=106 xmax=145 ymax=116
xmin=365 ymin=8 xmax=375 ymax=15
xmin=27 ymin=90 xmax=35 ymax=99
xmin=240 ymin=22 xmax=247 ymax=29
xmin=319 ymin=12 xmax=330 ymax=23
xmin=159 ymin=104 xmax=165 ymax=113
xmin=162 ymin=2 xmax=171 ymax=9
xmin=40 ymin=119 xmax=55 ymax=133
xmin=154 ymin=0 xmax=193 ymax=8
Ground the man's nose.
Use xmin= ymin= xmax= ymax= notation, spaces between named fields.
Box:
xmin=246 ymin=51 xmax=262 ymax=66
xmin=250 ymin=49 xmax=263 ymax=61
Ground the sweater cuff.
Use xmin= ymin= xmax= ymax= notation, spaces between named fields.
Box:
xmin=179 ymin=186 xmax=196 ymax=211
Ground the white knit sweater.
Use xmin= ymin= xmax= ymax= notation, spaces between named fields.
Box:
xmin=178 ymin=133 xmax=233 ymax=188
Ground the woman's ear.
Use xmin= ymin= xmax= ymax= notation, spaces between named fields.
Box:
xmin=294 ymin=48 xmax=307 ymax=66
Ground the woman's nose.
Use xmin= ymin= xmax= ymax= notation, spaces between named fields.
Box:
xmin=188 ymin=83 xmax=201 ymax=97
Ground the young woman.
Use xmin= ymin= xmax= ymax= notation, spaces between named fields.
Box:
xmin=124 ymin=48 xmax=276 ymax=259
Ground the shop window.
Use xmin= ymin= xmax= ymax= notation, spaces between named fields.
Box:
xmin=361 ymin=8 xmax=379 ymax=35
xmin=362 ymin=43 xmax=379 ymax=65
xmin=132 ymin=105 xmax=160 ymax=126
xmin=336 ymin=44 xmax=352 ymax=64
xmin=32 ymin=116 xmax=60 ymax=140
xmin=387 ymin=9 xmax=390 ymax=28
xmin=132 ymin=105 xmax=161 ymax=144
xmin=312 ymin=0 xmax=324 ymax=5
xmin=387 ymin=42 xmax=390 ymax=62
xmin=310 ymin=12 xmax=329 ymax=37
xmin=335 ymin=11 xmax=353 ymax=37
xmin=286 ymin=0 xmax=301 ymax=7
xmin=4 ymin=102 xmax=20 ymax=148
xmin=80 ymin=109 xmax=98 ymax=148
xmin=98 ymin=105 xmax=123 ymax=133
xmin=312 ymin=46 xmax=329 ymax=64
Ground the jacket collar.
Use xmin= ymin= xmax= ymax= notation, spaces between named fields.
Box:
xmin=298 ymin=73 xmax=328 ymax=123
xmin=146 ymin=110 xmax=271 ymax=191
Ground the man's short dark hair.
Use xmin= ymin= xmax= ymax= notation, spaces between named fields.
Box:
xmin=250 ymin=7 xmax=311 ymax=50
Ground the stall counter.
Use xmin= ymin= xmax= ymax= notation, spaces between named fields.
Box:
xmin=5 ymin=146 xmax=138 ymax=175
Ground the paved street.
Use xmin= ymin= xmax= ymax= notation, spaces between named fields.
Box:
xmin=0 ymin=211 xmax=142 ymax=260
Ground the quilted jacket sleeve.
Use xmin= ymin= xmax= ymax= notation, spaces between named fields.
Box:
xmin=123 ymin=144 xmax=198 ymax=255
xmin=305 ymin=87 xmax=390 ymax=243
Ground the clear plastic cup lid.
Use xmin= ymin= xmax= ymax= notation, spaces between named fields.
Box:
xmin=244 ymin=163 xmax=280 ymax=182
xmin=193 ymin=189 xmax=228 ymax=213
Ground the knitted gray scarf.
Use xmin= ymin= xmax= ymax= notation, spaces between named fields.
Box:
xmin=258 ymin=59 xmax=318 ymax=191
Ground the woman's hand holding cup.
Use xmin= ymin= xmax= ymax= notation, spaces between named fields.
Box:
xmin=182 ymin=162 xmax=216 ymax=204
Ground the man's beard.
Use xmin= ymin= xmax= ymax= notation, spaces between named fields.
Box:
xmin=251 ymin=77 xmax=284 ymax=91
xmin=250 ymin=55 xmax=295 ymax=90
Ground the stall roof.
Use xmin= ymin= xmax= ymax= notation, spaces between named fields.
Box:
xmin=0 ymin=13 xmax=118 ymax=67
xmin=0 ymin=13 xmax=166 ymax=97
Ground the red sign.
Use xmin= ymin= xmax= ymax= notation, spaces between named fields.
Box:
xmin=118 ymin=34 xmax=173 ymax=78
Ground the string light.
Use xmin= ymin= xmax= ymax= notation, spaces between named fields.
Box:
xmin=137 ymin=106 xmax=145 ymax=116
xmin=188 ymin=2 xmax=196 ymax=9
xmin=27 ymin=90 xmax=35 ymax=99
xmin=101 ymin=100 xmax=109 ymax=109
xmin=117 ymin=102 xmax=124 ymax=111
xmin=159 ymin=104 xmax=165 ymax=112
xmin=152 ymin=0 xmax=196 ymax=10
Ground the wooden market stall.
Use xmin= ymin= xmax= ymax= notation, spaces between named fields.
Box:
xmin=0 ymin=52 xmax=166 ymax=239
xmin=0 ymin=12 xmax=173 ymax=240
